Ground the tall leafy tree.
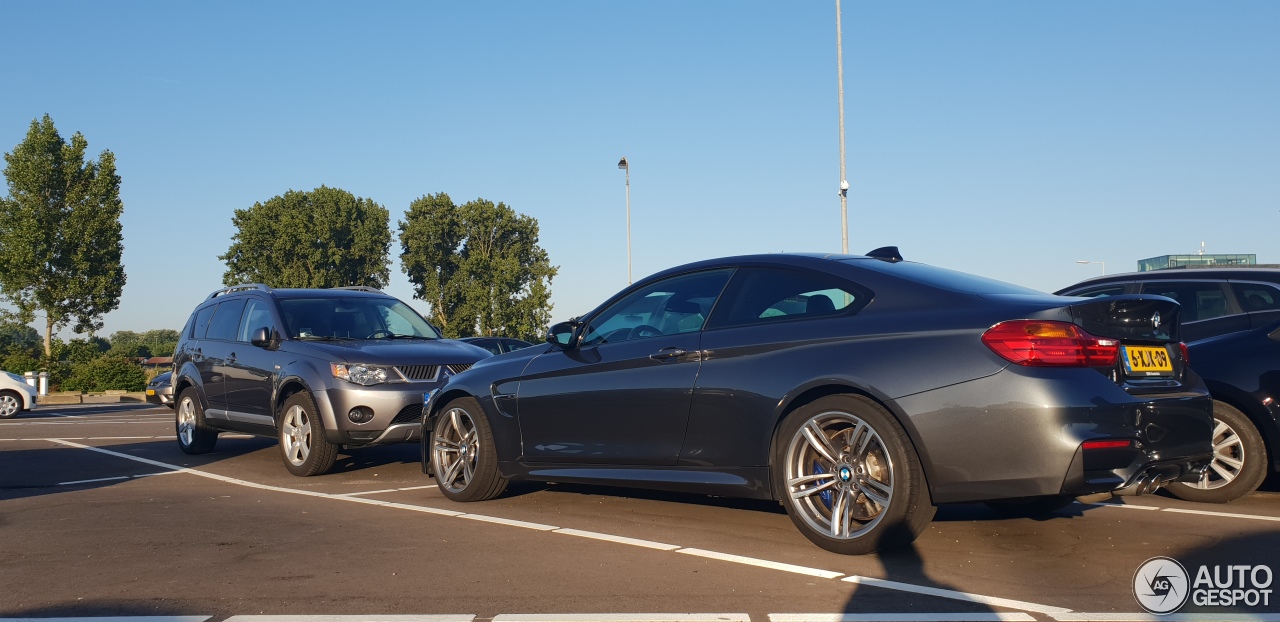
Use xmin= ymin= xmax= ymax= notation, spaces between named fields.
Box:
xmin=400 ymin=193 xmax=557 ymax=341
xmin=0 ymin=115 xmax=126 ymax=357
xmin=221 ymin=186 xmax=391 ymax=288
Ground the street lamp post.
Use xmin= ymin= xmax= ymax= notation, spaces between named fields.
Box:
xmin=1076 ymin=260 xmax=1106 ymax=275
xmin=835 ymin=0 xmax=849 ymax=254
xmin=618 ymin=157 xmax=632 ymax=284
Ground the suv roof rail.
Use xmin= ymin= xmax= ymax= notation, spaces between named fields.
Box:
xmin=207 ymin=283 xmax=273 ymax=299
xmin=332 ymin=286 xmax=384 ymax=293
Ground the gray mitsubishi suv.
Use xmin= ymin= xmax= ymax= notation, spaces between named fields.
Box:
xmin=171 ymin=284 xmax=490 ymax=476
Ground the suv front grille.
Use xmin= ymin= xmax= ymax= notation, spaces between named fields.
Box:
xmin=396 ymin=365 xmax=439 ymax=381
xmin=391 ymin=404 xmax=423 ymax=425
xmin=446 ymin=363 xmax=473 ymax=375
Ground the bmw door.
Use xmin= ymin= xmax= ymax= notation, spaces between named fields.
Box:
xmin=515 ymin=269 xmax=733 ymax=466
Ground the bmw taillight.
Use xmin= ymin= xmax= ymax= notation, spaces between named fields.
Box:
xmin=982 ymin=320 xmax=1120 ymax=367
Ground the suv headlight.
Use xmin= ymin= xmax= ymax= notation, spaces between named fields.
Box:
xmin=331 ymin=363 xmax=398 ymax=386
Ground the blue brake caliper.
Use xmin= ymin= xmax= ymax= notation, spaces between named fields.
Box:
xmin=814 ymin=462 xmax=833 ymax=509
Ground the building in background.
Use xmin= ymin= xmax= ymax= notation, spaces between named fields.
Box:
xmin=1138 ymin=253 xmax=1258 ymax=271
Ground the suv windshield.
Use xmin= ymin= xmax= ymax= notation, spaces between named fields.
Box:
xmin=277 ymin=297 xmax=440 ymax=340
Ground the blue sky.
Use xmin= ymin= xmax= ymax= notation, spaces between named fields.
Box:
xmin=1 ymin=1 xmax=1276 ymax=337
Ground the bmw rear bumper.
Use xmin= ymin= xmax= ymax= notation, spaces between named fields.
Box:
xmin=895 ymin=365 xmax=1215 ymax=504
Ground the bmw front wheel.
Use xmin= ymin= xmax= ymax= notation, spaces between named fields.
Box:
xmin=432 ymin=397 xmax=508 ymax=502
xmin=774 ymin=394 xmax=934 ymax=554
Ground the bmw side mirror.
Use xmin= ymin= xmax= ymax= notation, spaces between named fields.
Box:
xmin=546 ymin=320 xmax=580 ymax=348
xmin=251 ymin=326 xmax=273 ymax=348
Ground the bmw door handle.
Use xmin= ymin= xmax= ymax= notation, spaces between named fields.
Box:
xmin=649 ymin=347 xmax=687 ymax=361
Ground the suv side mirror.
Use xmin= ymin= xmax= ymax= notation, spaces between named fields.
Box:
xmin=546 ymin=320 xmax=580 ymax=348
xmin=251 ymin=326 xmax=273 ymax=348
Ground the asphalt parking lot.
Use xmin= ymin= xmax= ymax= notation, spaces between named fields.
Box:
xmin=2 ymin=404 xmax=1277 ymax=622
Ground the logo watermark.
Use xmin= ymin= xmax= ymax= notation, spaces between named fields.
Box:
xmin=1134 ymin=557 xmax=1273 ymax=615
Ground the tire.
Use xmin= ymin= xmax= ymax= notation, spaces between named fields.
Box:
xmin=773 ymin=394 xmax=936 ymax=555
xmin=985 ymin=495 xmax=1075 ymax=517
xmin=431 ymin=397 xmax=508 ymax=502
xmin=0 ymin=390 xmax=21 ymax=419
xmin=278 ymin=392 xmax=338 ymax=477
xmin=1166 ymin=400 xmax=1267 ymax=503
xmin=175 ymin=388 xmax=218 ymax=454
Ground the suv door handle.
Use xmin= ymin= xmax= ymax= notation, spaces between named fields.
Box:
xmin=649 ymin=347 xmax=687 ymax=361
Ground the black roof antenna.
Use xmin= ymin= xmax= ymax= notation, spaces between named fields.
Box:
xmin=866 ymin=246 xmax=904 ymax=263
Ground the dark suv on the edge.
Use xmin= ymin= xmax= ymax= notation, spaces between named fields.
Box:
xmin=1058 ymin=268 xmax=1280 ymax=502
xmin=172 ymin=284 xmax=490 ymax=476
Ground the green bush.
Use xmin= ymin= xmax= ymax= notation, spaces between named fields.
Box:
xmin=62 ymin=355 xmax=148 ymax=392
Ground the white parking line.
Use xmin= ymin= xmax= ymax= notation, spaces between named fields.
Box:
xmin=494 ymin=616 xmax=749 ymax=622
xmin=553 ymin=528 xmax=681 ymax=551
xmin=1086 ymin=501 xmax=1279 ymax=522
xmin=46 ymin=439 xmax=1070 ymax=616
xmin=677 ymin=548 xmax=844 ymax=579
xmin=842 ymin=576 xmax=1073 ymax=616
xmin=769 ymin=615 xmax=1037 ymax=622
xmin=224 ymin=617 xmax=475 ymax=622
xmin=341 ymin=484 xmax=439 ymax=496
xmin=1051 ymin=614 xmax=1280 ymax=621
xmin=57 ymin=471 xmax=178 ymax=485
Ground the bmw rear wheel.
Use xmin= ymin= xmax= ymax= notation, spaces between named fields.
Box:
xmin=432 ymin=397 xmax=508 ymax=502
xmin=775 ymin=394 xmax=934 ymax=554
xmin=1166 ymin=400 xmax=1266 ymax=503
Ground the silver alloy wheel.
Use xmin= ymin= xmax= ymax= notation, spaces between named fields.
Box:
xmin=434 ymin=406 xmax=479 ymax=493
xmin=785 ymin=410 xmax=895 ymax=539
xmin=177 ymin=397 xmax=197 ymax=446
xmin=0 ymin=394 xmax=19 ymax=418
xmin=281 ymin=404 xmax=312 ymax=467
xmin=1192 ymin=416 xmax=1246 ymax=490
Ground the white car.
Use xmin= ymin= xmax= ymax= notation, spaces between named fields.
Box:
xmin=0 ymin=371 xmax=38 ymax=418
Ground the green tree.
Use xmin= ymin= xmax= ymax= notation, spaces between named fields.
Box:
xmin=399 ymin=193 xmax=557 ymax=341
xmin=61 ymin=354 xmax=147 ymax=392
xmin=220 ymin=186 xmax=391 ymax=288
xmin=0 ymin=115 xmax=126 ymax=358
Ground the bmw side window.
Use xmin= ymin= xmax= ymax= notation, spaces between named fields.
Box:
xmin=190 ymin=304 xmax=218 ymax=339
xmin=1232 ymin=283 xmax=1280 ymax=313
xmin=706 ymin=267 xmax=868 ymax=329
xmin=236 ymin=299 xmax=275 ymax=342
xmin=1140 ymin=282 xmax=1232 ymax=323
xmin=580 ymin=269 xmax=734 ymax=346
xmin=205 ymin=299 xmax=247 ymax=341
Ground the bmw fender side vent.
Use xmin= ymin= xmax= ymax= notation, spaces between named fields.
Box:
xmin=866 ymin=246 xmax=904 ymax=263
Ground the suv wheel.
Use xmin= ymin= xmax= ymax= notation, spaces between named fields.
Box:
xmin=1167 ymin=400 xmax=1267 ymax=503
xmin=279 ymin=392 xmax=338 ymax=476
xmin=175 ymin=388 xmax=218 ymax=454
xmin=773 ymin=394 xmax=935 ymax=554
xmin=431 ymin=397 xmax=508 ymax=501
xmin=0 ymin=390 xmax=21 ymax=419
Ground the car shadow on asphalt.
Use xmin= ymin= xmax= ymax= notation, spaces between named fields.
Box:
xmin=839 ymin=522 xmax=1000 ymax=615
xmin=0 ymin=598 xmax=201 ymax=618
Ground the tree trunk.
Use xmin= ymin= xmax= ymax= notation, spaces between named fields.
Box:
xmin=44 ymin=314 xmax=54 ymax=359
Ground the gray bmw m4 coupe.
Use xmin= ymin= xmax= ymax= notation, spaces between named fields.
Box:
xmin=420 ymin=249 xmax=1214 ymax=554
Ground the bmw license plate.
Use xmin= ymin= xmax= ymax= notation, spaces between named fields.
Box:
xmin=1122 ymin=345 xmax=1173 ymax=375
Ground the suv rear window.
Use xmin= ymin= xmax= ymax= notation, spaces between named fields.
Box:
xmin=1140 ymin=282 xmax=1231 ymax=323
xmin=189 ymin=304 xmax=218 ymax=339
xmin=205 ymin=299 xmax=247 ymax=341
xmin=1233 ymin=283 xmax=1280 ymax=313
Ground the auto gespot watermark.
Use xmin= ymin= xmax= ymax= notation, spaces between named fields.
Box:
xmin=1134 ymin=556 xmax=1273 ymax=615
